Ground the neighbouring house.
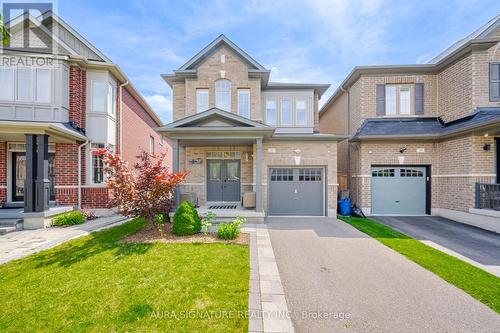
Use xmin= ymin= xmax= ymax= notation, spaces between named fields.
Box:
xmin=320 ymin=15 xmax=500 ymax=233
xmin=157 ymin=35 xmax=343 ymax=220
xmin=0 ymin=12 xmax=169 ymax=229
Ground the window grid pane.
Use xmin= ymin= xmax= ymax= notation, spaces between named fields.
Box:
xmin=299 ymin=168 xmax=322 ymax=181
xmin=238 ymin=89 xmax=250 ymax=118
xmin=280 ymin=99 xmax=292 ymax=126
xmin=196 ymin=89 xmax=209 ymax=113
xmin=0 ymin=67 xmax=14 ymax=100
xmin=215 ymin=80 xmax=231 ymax=112
xmin=399 ymin=87 xmax=411 ymax=115
xmin=36 ymin=69 xmax=51 ymax=103
xmin=372 ymin=169 xmax=395 ymax=177
xmin=266 ymin=100 xmax=276 ymax=126
xmin=385 ymin=86 xmax=397 ymax=115
xmin=17 ymin=68 xmax=33 ymax=101
xmin=108 ymin=84 xmax=116 ymax=116
xmin=92 ymin=81 xmax=105 ymax=112
xmin=270 ymin=168 xmax=293 ymax=181
xmin=296 ymin=100 xmax=306 ymax=126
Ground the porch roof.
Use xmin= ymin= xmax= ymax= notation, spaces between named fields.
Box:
xmin=0 ymin=120 xmax=87 ymax=142
xmin=352 ymin=108 xmax=500 ymax=141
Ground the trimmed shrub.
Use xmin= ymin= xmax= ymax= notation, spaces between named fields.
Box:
xmin=52 ymin=211 xmax=86 ymax=226
xmin=172 ymin=201 xmax=202 ymax=236
xmin=217 ymin=217 xmax=245 ymax=240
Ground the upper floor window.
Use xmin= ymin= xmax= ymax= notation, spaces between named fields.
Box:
xmin=386 ymin=84 xmax=412 ymax=115
xmin=196 ymin=89 xmax=209 ymax=113
xmin=215 ymin=79 xmax=231 ymax=112
xmin=91 ymin=81 xmax=106 ymax=112
xmin=280 ymin=98 xmax=292 ymax=126
xmin=36 ymin=69 xmax=51 ymax=103
xmin=296 ymin=99 xmax=306 ymax=126
xmin=108 ymin=83 xmax=116 ymax=116
xmin=17 ymin=68 xmax=33 ymax=101
xmin=266 ymin=99 xmax=276 ymax=126
xmin=490 ymin=63 xmax=500 ymax=101
xmin=238 ymin=89 xmax=250 ymax=118
xmin=0 ymin=67 xmax=14 ymax=101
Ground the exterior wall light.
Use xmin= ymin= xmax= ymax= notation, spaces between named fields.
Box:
xmin=188 ymin=158 xmax=203 ymax=165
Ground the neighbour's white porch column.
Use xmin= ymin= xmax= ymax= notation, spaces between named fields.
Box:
xmin=172 ymin=139 xmax=180 ymax=208
xmin=255 ymin=138 xmax=263 ymax=213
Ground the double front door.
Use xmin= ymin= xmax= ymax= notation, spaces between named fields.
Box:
xmin=207 ymin=159 xmax=241 ymax=202
xmin=11 ymin=152 xmax=55 ymax=202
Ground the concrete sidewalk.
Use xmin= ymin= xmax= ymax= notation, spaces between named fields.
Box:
xmin=266 ymin=217 xmax=500 ymax=333
xmin=0 ymin=213 xmax=129 ymax=265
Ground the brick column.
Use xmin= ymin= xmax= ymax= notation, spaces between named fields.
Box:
xmin=69 ymin=66 xmax=87 ymax=130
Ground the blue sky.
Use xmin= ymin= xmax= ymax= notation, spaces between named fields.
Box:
xmin=56 ymin=0 xmax=500 ymax=123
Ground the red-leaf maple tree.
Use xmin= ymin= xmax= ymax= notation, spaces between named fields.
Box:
xmin=100 ymin=149 xmax=187 ymax=225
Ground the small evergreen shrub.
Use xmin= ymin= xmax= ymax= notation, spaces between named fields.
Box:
xmin=217 ymin=217 xmax=245 ymax=240
xmin=172 ymin=201 xmax=202 ymax=236
xmin=52 ymin=211 xmax=86 ymax=226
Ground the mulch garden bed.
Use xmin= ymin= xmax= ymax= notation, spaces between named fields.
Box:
xmin=121 ymin=221 xmax=249 ymax=245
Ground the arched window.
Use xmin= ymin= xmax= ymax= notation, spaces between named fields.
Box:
xmin=215 ymin=79 xmax=231 ymax=112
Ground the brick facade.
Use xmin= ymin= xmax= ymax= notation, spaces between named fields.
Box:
xmin=69 ymin=66 xmax=87 ymax=130
xmin=54 ymin=143 xmax=79 ymax=206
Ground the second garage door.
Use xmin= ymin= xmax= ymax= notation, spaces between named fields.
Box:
xmin=371 ymin=166 xmax=427 ymax=215
xmin=268 ymin=168 xmax=324 ymax=216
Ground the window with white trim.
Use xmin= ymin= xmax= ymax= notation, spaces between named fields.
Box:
xmin=238 ymin=89 xmax=250 ymax=118
xmin=91 ymin=143 xmax=105 ymax=184
xmin=280 ymin=98 xmax=292 ymax=126
xmin=266 ymin=99 xmax=276 ymax=126
xmin=296 ymin=99 xmax=306 ymax=126
xmin=0 ymin=67 xmax=14 ymax=101
xmin=215 ymin=79 xmax=231 ymax=111
xmin=196 ymin=89 xmax=209 ymax=113
xmin=385 ymin=84 xmax=413 ymax=115
xmin=17 ymin=68 xmax=33 ymax=101
xmin=35 ymin=68 xmax=51 ymax=103
xmin=149 ymin=136 xmax=155 ymax=154
xmin=91 ymin=81 xmax=106 ymax=112
xmin=108 ymin=83 xmax=116 ymax=116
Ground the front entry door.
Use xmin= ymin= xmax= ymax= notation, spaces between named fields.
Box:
xmin=207 ymin=159 xmax=241 ymax=201
xmin=11 ymin=152 xmax=55 ymax=202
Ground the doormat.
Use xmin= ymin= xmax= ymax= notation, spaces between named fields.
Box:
xmin=208 ymin=204 xmax=238 ymax=210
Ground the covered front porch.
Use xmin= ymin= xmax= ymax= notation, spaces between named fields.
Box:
xmin=0 ymin=121 xmax=87 ymax=229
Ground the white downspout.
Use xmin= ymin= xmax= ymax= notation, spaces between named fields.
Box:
xmin=119 ymin=81 xmax=129 ymax=154
xmin=78 ymin=140 xmax=90 ymax=209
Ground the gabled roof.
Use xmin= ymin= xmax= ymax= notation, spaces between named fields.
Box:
xmin=320 ymin=15 xmax=500 ymax=115
xmin=179 ymin=34 xmax=267 ymax=71
xmin=352 ymin=108 xmax=500 ymax=141
xmin=159 ymin=107 xmax=270 ymax=129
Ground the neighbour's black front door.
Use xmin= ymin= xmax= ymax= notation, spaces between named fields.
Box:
xmin=11 ymin=152 xmax=55 ymax=202
xmin=496 ymin=138 xmax=500 ymax=183
xmin=206 ymin=159 xmax=241 ymax=202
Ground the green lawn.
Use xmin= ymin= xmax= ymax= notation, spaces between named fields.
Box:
xmin=339 ymin=216 xmax=500 ymax=313
xmin=0 ymin=219 xmax=249 ymax=332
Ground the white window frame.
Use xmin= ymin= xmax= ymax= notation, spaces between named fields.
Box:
xmin=149 ymin=136 xmax=155 ymax=154
xmin=237 ymin=89 xmax=250 ymax=118
xmin=16 ymin=67 xmax=33 ymax=102
xmin=385 ymin=84 xmax=414 ymax=116
xmin=266 ymin=99 xmax=276 ymax=126
xmin=35 ymin=68 xmax=51 ymax=103
xmin=91 ymin=80 xmax=106 ymax=113
xmin=90 ymin=143 xmax=105 ymax=185
xmin=196 ymin=89 xmax=209 ymax=113
xmin=215 ymin=79 xmax=231 ymax=112
xmin=0 ymin=67 xmax=14 ymax=101
xmin=295 ymin=99 xmax=307 ymax=126
xmin=108 ymin=83 xmax=116 ymax=116
xmin=280 ymin=98 xmax=292 ymax=126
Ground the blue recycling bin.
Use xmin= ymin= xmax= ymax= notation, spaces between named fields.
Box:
xmin=338 ymin=198 xmax=351 ymax=216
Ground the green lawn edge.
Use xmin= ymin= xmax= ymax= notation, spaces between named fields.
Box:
xmin=338 ymin=215 xmax=500 ymax=313
xmin=0 ymin=218 xmax=250 ymax=332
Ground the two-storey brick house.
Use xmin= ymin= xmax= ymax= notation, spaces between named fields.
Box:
xmin=0 ymin=12 xmax=168 ymax=228
xmin=157 ymin=35 xmax=343 ymax=219
xmin=320 ymin=15 xmax=500 ymax=232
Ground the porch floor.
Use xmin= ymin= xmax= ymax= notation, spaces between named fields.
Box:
xmin=197 ymin=203 xmax=265 ymax=223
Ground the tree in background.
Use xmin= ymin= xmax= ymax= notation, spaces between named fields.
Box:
xmin=0 ymin=13 xmax=11 ymax=46
xmin=100 ymin=149 xmax=187 ymax=234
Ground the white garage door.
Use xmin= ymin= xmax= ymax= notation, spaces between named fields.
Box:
xmin=371 ymin=166 xmax=427 ymax=215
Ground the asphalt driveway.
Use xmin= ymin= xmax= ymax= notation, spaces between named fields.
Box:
xmin=372 ymin=216 xmax=500 ymax=276
xmin=266 ymin=217 xmax=500 ymax=333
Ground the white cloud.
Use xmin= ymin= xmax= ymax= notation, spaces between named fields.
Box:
xmin=144 ymin=94 xmax=172 ymax=124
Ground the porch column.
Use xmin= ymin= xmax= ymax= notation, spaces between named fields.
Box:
xmin=172 ymin=139 xmax=180 ymax=208
xmin=24 ymin=134 xmax=36 ymax=213
xmin=255 ymin=138 xmax=263 ymax=212
xmin=35 ymin=134 xmax=50 ymax=212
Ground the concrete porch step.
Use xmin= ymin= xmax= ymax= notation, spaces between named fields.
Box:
xmin=0 ymin=219 xmax=23 ymax=234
